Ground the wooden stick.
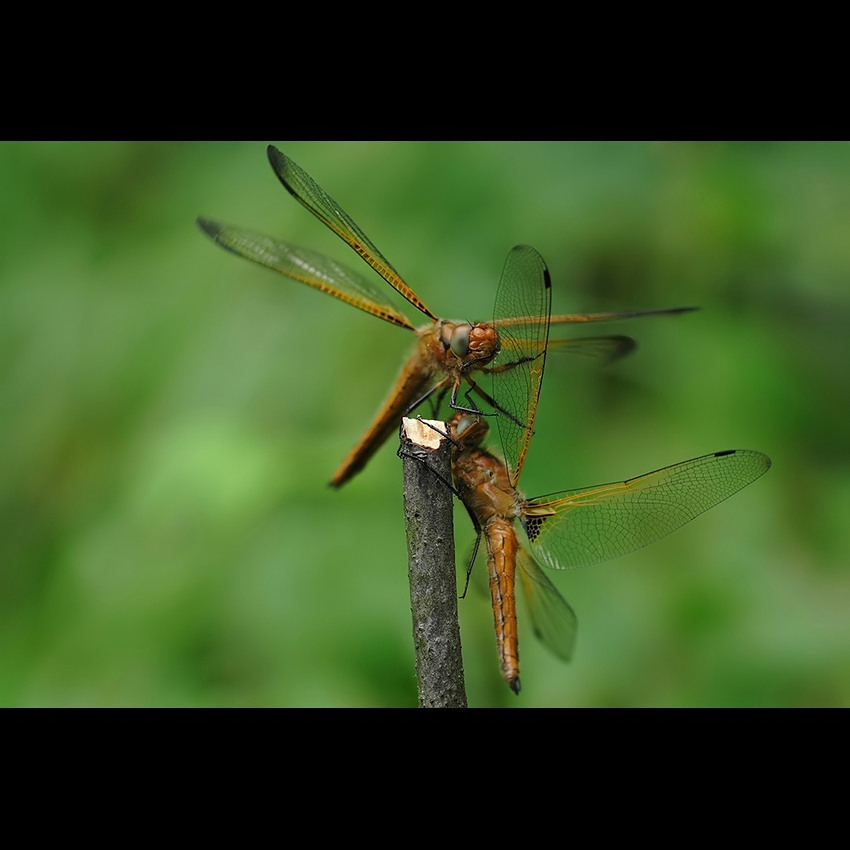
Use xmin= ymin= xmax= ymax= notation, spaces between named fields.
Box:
xmin=399 ymin=418 xmax=467 ymax=708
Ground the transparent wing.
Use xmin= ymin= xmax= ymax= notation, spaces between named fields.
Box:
xmin=546 ymin=305 xmax=699 ymax=325
xmin=267 ymin=146 xmax=437 ymax=321
xmin=517 ymin=548 xmax=577 ymax=662
xmin=488 ymin=244 xmax=552 ymax=487
xmin=521 ymin=334 xmax=636 ymax=365
xmin=494 ymin=305 xmax=698 ymax=333
xmin=197 ymin=218 xmax=415 ymax=329
xmin=523 ymin=449 xmax=772 ymax=571
xmin=488 ymin=300 xmax=698 ymax=482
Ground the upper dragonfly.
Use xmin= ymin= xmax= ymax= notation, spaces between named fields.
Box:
xmin=446 ymin=247 xmax=772 ymax=694
xmin=198 ymin=145 xmax=695 ymax=487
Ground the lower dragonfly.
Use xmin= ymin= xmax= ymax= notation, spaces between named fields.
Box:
xmin=441 ymin=247 xmax=772 ymax=694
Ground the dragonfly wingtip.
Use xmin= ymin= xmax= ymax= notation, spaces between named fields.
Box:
xmin=266 ymin=145 xmax=298 ymax=196
xmin=196 ymin=217 xmax=220 ymax=238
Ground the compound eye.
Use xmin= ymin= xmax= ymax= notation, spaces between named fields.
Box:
xmin=455 ymin=415 xmax=478 ymax=438
xmin=450 ymin=326 xmax=471 ymax=357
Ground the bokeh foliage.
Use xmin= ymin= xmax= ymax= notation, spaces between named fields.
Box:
xmin=1 ymin=141 xmax=848 ymax=707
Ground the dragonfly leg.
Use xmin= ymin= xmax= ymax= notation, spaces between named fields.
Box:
xmin=404 ymin=376 xmax=450 ymax=418
xmin=460 ymin=524 xmax=483 ymax=600
xmin=416 ymin=415 xmax=461 ymax=449
xmin=428 ymin=384 xmax=449 ymax=419
xmin=448 ymin=381 xmax=491 ymax=416
xmin=408 ymin=418 xmax=486 ymax=602
xmin=480 ymin=352 xmax=541 ymax=376
xmin=396 ymin=425 xmax=462 ymax=498
xmin=466 ymin=379 xmax=526 ymax=431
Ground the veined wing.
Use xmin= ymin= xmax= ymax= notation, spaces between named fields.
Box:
xmin=488 ymin=244 xmax=552 ymax=488
xmin=551 ymin=305 xmax=699 ymax=323
xmin=492 ymin=306 xmax=696 ymax=368
xmin=493 ymin=304 xmax=699 ymax=329
xmin=267 ymin=146 xmax=437 ymax=322
xmin=522 ymin=449 xmax=772 ymax=571
xmin=507 ymin=334 xmax=636 ymax=366
xmin=516 ymin=548 xmax=577 ymax=662
xmin=491 ymin=303 xmax=699 ymax=380
xmin=196 ymin=219 xmax=415 ymax=330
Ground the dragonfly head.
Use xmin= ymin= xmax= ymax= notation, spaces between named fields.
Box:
xmin=441 ymin=322 xmax=500 ymax=365
xmin=449 ymin=413 xmax=489 ymax=448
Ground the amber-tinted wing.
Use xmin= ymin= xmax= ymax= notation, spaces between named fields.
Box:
xmin=516 ymin=548 xmax=577 ymax=662
xmin=547 ymin=305 xmax=699 ymax=325
xmin=487 ymin=244 xmax=552 ymax=488
xmin=494 ymin=306 xmax=697 ymax=377
xmin=522 ymin=449 xmax=772 ymax=571
xmin=496 ymin=305 xmax=698 ymax=336
xmin=545 ymin=335 xmax=636 ymax=364
xmin=197 ymin=218 xmax=415 ymax=329
xmin=266 ymin=146 xmax=437 ymax=322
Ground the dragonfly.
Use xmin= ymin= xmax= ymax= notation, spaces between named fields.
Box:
xmin=444 ymin=247 xmax=772 ymax=694
xmin=198 ymin=145 xmax=696 ymax=488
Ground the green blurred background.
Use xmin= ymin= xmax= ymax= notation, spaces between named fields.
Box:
xmin=1 ymin=141 xmax=848 ymax=707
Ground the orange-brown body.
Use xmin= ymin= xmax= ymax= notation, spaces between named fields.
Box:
xmin=482 ymin=519 xmax=522 ymax=693
xmin=448 ymin=412 xmax=771 ymax=694
xmin=450 ymin=416 xmax=526 ymax=693
xmin=200 ymin=149 xmax=698 ymax=490
xmin=330 ymin=319 xmax=499 ymax=487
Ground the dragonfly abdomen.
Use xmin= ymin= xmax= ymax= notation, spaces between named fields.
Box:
xmin=485 ymin=518 xmax=521 ymax=694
